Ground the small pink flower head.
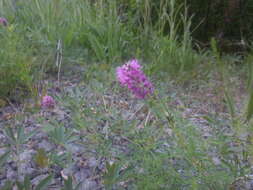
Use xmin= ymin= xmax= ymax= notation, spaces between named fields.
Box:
xmin=0 ymin=17 xmax=8 ymax=27
xmin=41 ymin=95 xmax=55 ymax=108
xmin=116 ymin=59 xmax=141 ymax=86
xmin=116 ymin=59 xmax=154 ymax=99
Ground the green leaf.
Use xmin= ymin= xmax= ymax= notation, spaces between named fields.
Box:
xmin=224 ymin=88 xmax=235 ymax=119
xmin=0 ymin=151 xmax=10 ymax=167
xmin=16 ymin=181 xmax=24 ymax=190
xmin=103 ymin=161 xmax=121 ymax=188
xmin=17 ymin=126 xmax=25 ymax=144
xmin=24 ymin=175 xmax=32 ymax=190
xmin=17 ymin=127 xmax=37 ymax=145
xmin=34 ymin=149 xmax=49 ymax=168
xmin=4 ymin=127 xmax=16 ymax=145
xmin=34 ymin=175 xmax=52 ymax=190
xmin=62 ymin=177 xmax=73 ymax=190
xmin=211 ymin=38 xmax=219 ymax=59
xmin=22 ymin=130 xmax=37 ymax=144
xmin=1 ymin=180 xmax=13 ymax=190
xmin=246 ymin=89 xmax=253 ymax=121
xmin=0 ymin=98 xmax=7 ymax=107
xmin=61 ymin=177 xmax=82 ymax=190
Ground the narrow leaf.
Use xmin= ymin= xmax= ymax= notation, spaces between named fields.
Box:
xmin=246 ymin=89 xmax=253 ymax=121
xmin=62 ymin=177 xmax=73 ymax=190
xmin=0 ymin=151 xmax=10 ymax=167
xmin=24 ymin=175 xmax=31 ymax=190
xmin=1 ymin=180 xmax=13 ymax=190
xmin=224 ymin=88 xmax=235 ymax=119
xmin=34 ymin=175 xmax=52 ymax=190
xmin=16 ymin=181 xmax=24 ymax=190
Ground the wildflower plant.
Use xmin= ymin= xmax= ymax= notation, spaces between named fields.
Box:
xmin=41 ymin=95 xmax=55 ymax=108
xmin=0 ymin=17 xmax=7 ymax=26
xmin=116 ymin=59 xmax=154 ymax=99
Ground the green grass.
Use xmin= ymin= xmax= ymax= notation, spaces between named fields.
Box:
xmin=0 ymin=25 xmax=32 ymax=100
xmin=0 ymin=0 xmax=201 ymax=100
xmin=1 ymin=0 xmax=253 ymax=189
xmin=40 ymin=77 xmax=251 ymax=189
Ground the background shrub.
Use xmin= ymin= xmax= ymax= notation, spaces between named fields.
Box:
xmin=0 ymin=26 xmax=32 ymax=100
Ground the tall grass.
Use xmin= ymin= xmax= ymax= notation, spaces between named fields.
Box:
xmin=0 ymin=25 xmax=32 ymax=100
xmin=125 ymin=0 xmax=202 ymax=79
xmin=1 ymin=0 xmax=199 ymax=67
xmin=79 ymin=0 xmax=134 ymax=64
xmin=0 ymin=0 xmax=202 ymax=99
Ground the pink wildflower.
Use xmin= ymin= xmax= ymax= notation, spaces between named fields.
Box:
xmin=116 ymin=59 xmax=154 ymax=99
xmin=41 ymin=95 xmax=55 ymax=108
xmin=0 ymin=17 xmax=8 ymax=27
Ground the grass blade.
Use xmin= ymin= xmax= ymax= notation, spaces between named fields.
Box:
xmin=0 ymin=151 xmax=10 ymax=167
xmin=35 ymin=175 xmax=53 ymax=190
xmin=246 ymin=89 xmax=253 ymax=121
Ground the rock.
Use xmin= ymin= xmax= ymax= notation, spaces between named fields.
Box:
xmin=74 ymin=168 xmax=90 ymax=181
xmin=6 ymin=168 xmax=16 ymax=179
xmin=66 ymin=143 xmax=83 ymax=154
xmin=212 ymin=157 xmax=221 ymax=165
xmin=0 ymin=148 xmax=7 ymax=155
xmin=0 ymin=179 xmax=8 ymax=188
xmin=230 ymin=175 xmax=253 ymax=190
xmin=87 ymin=157 xmax=97 ymax=168
xmin=0 ymin=133 xmax=5 ymax=141
xmin=20 ymin=150 xmax=34 ymax=161
xmin=33 ymin=131 xmax=48 ymax=139
xmin=38 ymin=139 xmax=54 ymax=152
xmin=19 ymin=163 xmax=35 ymax=179
xmin=80 ymin=179 xmax=97 ymax=190
xmin=18 ymin=150 xmax=36 ymax=177
xmin=31 ymin=174 xmax=51 ymax=186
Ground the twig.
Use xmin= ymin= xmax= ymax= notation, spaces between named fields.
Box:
xmin=56 ymin=39 xmax=63 ymax=85
xmin=144 ymin=110 xmax=151 ymax=126
xmin=129 ymin=103 xmax=145 ymax=120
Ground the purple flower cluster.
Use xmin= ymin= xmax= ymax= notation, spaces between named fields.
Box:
xmin=0 ymin=17 xmax=8 ymax=27
xmin=41 ymin=95 xmax=55 ymax=108
xmin=116 ymin=59 xmax=154 ymax=99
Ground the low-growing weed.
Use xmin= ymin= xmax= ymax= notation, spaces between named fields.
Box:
xmin=55 ymin=83 xmax=242 ymax=189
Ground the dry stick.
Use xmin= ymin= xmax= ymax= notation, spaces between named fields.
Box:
xmin=56 ymin=39 xmax=63 ymax=85
xmin=102 ymin=95 xmax=107 ymax=112
xmin=144 ymin=110 xmax=151 ymax=126
xmin=129 ymin=103 xmax=145 ymax=120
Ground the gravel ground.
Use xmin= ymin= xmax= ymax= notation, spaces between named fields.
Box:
xmin=0 ymin=69 xmax=248 ymax=189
